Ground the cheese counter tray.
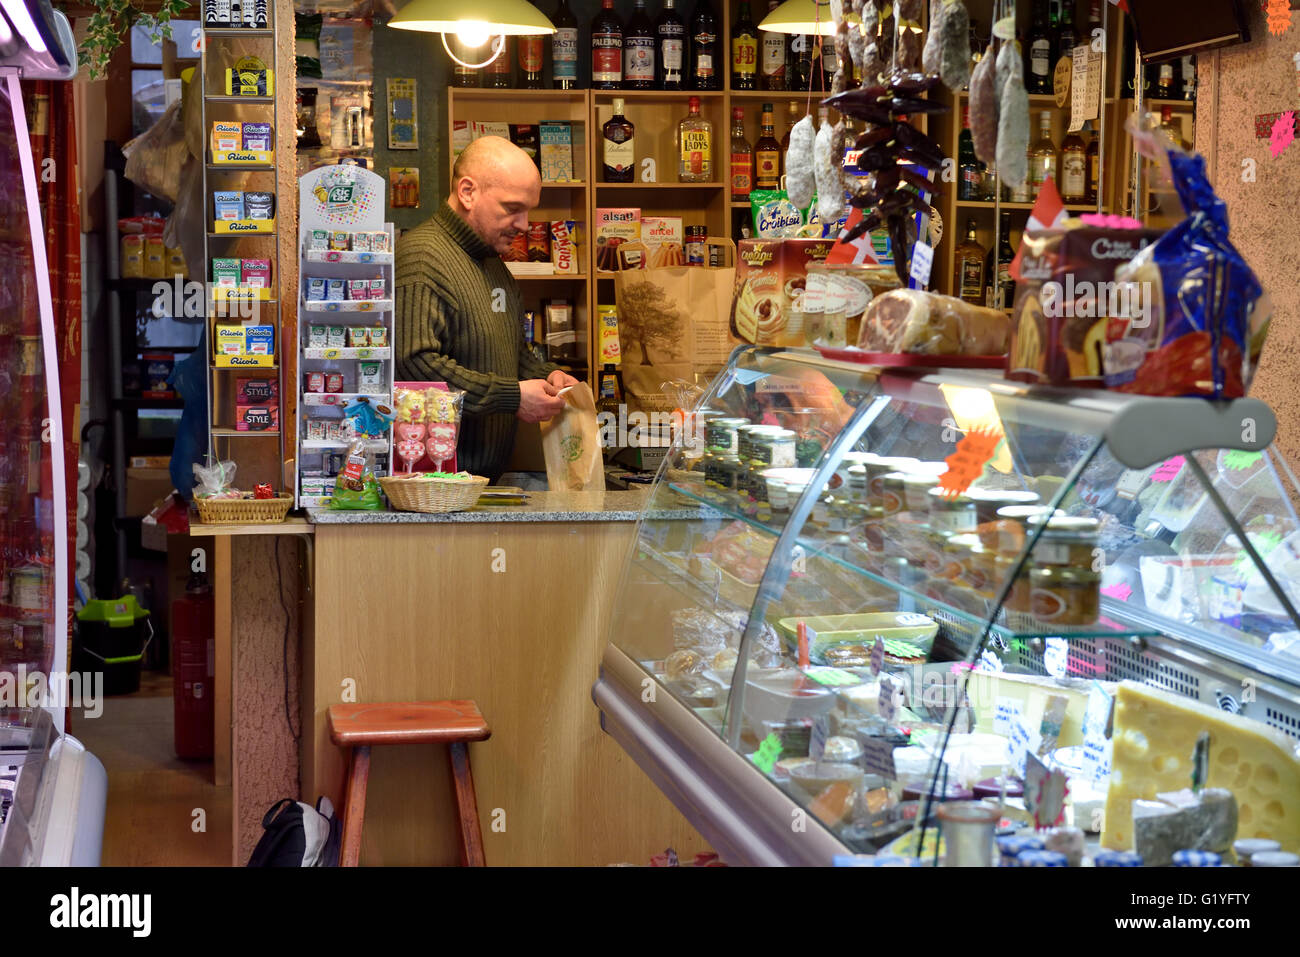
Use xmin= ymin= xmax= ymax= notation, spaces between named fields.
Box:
xmin=593 ymin=345 xmax=1300 ymax=867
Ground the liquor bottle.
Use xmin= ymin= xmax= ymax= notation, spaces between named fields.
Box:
xmin=983 ymin=211 xmax=1016 ymax=310
xmin=690 ymin=0 xmax=720 ymax=90
xmin=1084 ymin=119 xmax=1099 ymax=204
xmin=754 ymin=102 xmax=781 ymax=190
xmin=519 ymin=29 xmax=545 ymax=89
xmin=657 ymin=0 xmax=687 ymax=89
xmin=1087 ymin=0 xmax=1103 ymax=28
xmin=760 ymin=0 xmax=787 ymax=90
xmin=1159 ymin=105 xmax=1186 ymax=150
xmin=486 ymin=36 xmax=513 ymax=87
xmin=1059 ymin=123 xmax=1087 ymax=202
xmin=1057 ymin=2 xmax=1075 ymax=61
xmin=1181 ymin=55 xmax=1196 ymax=101
xmin=551 ymin=0 xmax=579 ymax=89
xmin=449 ymin=37 xmax=481 ymax=87
xmin=603 ymin=97 xmax=635 ymax=182
xmin=624 ymin=0 xmax=656 ymax=89
xmin=1155 ymin=62 xmax=1175 ymax=99
xmin=952 ymin=219 xmax=986 ymax=305
xmin=820 ymin=33 xmax=839 ymax=91
xmin=957 ymin=105 xmax=980 ymax=201
xmin=677 ymin=95 xmax=713 ymax=181
xmin=596 ymin=364 xmax=625 ymax=418
xmin=788 ymin=34 xmax=813 ymax=90
xmin=1027 ymin=0 xmax=1051 ymax=94
xmin=1027 ymin=111 xmax=1057 ymax=198
xmin=730 ymin=107 xmax=753 ymax=200
xmin=591 ymin=0 xmax=624 ymax=90
xmin=731 ymin=0 xmax=758 ymax=90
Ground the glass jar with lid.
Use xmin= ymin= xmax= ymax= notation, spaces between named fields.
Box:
xmin=967 ymin=488 xmax=1041 ymax=525
xmin=865 ymin=456 xmax=921 ymax=510
xmin=1029 ymin=564 xmax=1100 ymax=626
xmin=1028 ymin=515 xmax=1102 ymax=569
xmin=989 ymin=504 xmax=1061 ymax=555
xmin=994 ymin=552 xmax=1034 ymax=612
xmin=928 ymin=488 xmax=978 ymax=534
xmin=706 ymin=417 xmax=750 ymax=456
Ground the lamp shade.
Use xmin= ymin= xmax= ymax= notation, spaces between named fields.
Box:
xmin=757 ymin=0 xmax=837 ymax=36
xmin=388 ymin=0 xmax=556 ymax=36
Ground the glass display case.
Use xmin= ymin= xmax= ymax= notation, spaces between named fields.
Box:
xmin=594 ymin=346 xmax=1300 ymax=866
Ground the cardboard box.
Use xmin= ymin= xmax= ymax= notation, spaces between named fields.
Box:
xmin=126 ymin=467 xmax=175 ymax=517
xmin=1007 ymin=226 xmax=1162 ymax=387
xmin=595 ymin=208 xmax=641 ymax=271
xmin=539 ymin=122 xmax=574 ymax=183
xmin=731 ymin=238 xmax=835 ymax=345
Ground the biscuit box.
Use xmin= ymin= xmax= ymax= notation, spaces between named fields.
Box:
xmin=236 ymin=376 xmax=278 ymax=404
xmin=236 ymin=404 xmax=278 ymax=432
xmin=1006 ymin=226 xmax=1161 ymax=387
xmin=730 ymin=238 xmax=834 ymax=345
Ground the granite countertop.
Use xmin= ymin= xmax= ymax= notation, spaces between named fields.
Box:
xmin=307 ymin=489 xmax=716 ymax=524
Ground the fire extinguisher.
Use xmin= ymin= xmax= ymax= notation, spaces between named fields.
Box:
xmin=172 ymin=571 xmax=214 ymax=759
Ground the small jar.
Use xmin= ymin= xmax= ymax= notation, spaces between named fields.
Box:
xmin=877 ymin=471 xmax=909 ymax=517
xmin=992 ymin=504 xmax=1060 ymax=555
xmin=712 ymin=453 xmax=744 ymax=492
xmin=846 ymin=465 xmax=869 ymax=505
xmin=865 ymin=456 xmax=920 ymax=510
xmin=995 ymin=553 xmax=1034 ymax=612
xmin=901 ymin=472 xmax=941 ymax=513
xmin=835 ymin=450 xmax=877 ymax=490
xmin=967 ymin=488 xmax=1041 ymax=525
xmin=825 ymin=490 xmax=863 ymax=533
xmin=755 ymin=428 xmax=798 ymax=470
xmin=958 ymin=536 xmax=995 ymax=593
xmin=1029 ymin=515 xmax=1102 ymax=569
xmin=997 ymin=835 xmax=1045 ymax=867
xmin=705 ymin=417 xmax=749 ymax=456
xmin=1029 ymin=565 xmax=1100 ymax=626
xmin=929 ymin=488 xmax=978 ymax=534
xmin=685 ymin=225 xmax=707 ymax=265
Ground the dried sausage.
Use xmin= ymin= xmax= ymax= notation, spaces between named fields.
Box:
xmin=785 ymin=114 xmax=817 ymax=209
xmin=969 ymin=42 xmax=998 ymax=164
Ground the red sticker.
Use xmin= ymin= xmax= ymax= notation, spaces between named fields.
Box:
xmin=1150 ymin=455 xmax=1185 ymax=483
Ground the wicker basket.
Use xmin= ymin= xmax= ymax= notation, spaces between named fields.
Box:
xmin=194 ymin=494 xmax=294 ymax=525
xmin=380 ymin=474 xmax=489 ymax=513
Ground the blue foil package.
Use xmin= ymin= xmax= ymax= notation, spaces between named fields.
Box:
xmin=1106 ymin=151 xmax=1271 ymax=398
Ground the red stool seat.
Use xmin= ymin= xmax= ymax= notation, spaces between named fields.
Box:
xmin=327 ymin=700 xmax=492 ymax=866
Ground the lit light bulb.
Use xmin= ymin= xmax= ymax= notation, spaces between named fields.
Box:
xmin=456 ymin=21 xmax=492 ymax=48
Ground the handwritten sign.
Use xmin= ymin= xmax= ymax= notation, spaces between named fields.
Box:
xmin=1069 ymin=44 xmax=1102 ymax=132
xmin=1024 ymin=752 xmax=1068 ymax=829
xmin=1272 ymin=111 xmax=1297 ymax=158
xmin=1150 ymin=455 xmax=1186 ymax=483
xmin=810 ymin=715 xmax=829 ymax=763
xmin=1266 ymin=0 xmax=1293 ymax=36
xmin=862 ymin=736 xmax=897 ymax=778
xmin=1080 ymin=683 xmax=1113 ymax=786
xmin=870 ymin=635 xmax=884 ymax=676
xmin=936 ymin=427 xmax=1003 ymax=497
xmin=993 ymin=696 xmax=1023 ymax=737
xmin=878 ymin=675 xmax=900 ymax=722
xmin=909 ymin=241 xmax=934 ymax=286
xmin=1044 ymin=638 xmax=1068 ymax=678
xmin=751 ymin=733 xmax=783 ymax=774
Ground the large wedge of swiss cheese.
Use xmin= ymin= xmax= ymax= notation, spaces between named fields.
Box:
xmin=1102 ymin=681 xmax=1300 ymax=853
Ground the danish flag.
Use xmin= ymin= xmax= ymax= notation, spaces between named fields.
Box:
xmin=1009 ymin=176 xmax=1067 ymax=281
xmin=827 ymin=208 xmax=881 ymax=264
xmin=1108 ymin=0 xmax=1130 ymax=12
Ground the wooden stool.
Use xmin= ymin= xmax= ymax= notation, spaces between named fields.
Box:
xmin=327 ymin=700 xmax=492 ymax=866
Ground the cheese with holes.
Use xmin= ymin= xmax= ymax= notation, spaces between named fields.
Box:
xmin=1101 ymin=681 xmax=1300 ymax=852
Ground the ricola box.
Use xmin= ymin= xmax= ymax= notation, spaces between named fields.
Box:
xmin=730 ymin=239 xmax=833 ymax=346
xmin=1006 ymin=226 xmax=1162 ymax=387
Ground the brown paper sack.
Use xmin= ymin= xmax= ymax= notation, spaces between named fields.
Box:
xmin=614 ymin=241 xmax=739 ymax=414
xmin=540 ymin=382 xmax=606 ymax=491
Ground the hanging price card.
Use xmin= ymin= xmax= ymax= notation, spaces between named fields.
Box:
xmin=936 ymin=427 xmax=1003 ymax=496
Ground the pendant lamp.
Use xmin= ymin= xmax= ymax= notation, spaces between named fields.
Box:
xmin=388 ymin=0 xmax=555 ymax=69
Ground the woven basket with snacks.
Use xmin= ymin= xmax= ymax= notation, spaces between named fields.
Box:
xmin=379 ymin=472 xmax=489 ymax=513
xmin=194 ymin=494 xmax=294 ymax=525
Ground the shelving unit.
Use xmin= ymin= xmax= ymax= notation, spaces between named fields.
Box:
xmin=294 ymin=165 xmax=395 ymax=508
xmin=199 ymin=19 xmax=285 ymax=491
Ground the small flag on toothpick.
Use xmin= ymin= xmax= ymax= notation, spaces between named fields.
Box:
xmin=1106 ymin=0 xmax=1130 ymax=13
xmin=1009 ymin=176 xmax=1067 ymax=281
xmin=827 ymin=208 xmax=881 ymax=265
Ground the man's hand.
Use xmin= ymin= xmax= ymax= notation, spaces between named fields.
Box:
xmin=547 ymin=369 xmax=580 ymax=392
xmin=517 ymin=378 xmax=568 ymax=423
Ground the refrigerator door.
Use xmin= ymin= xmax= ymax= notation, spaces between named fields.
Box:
xmin=0 ymin=71 xmax=69 ymax=728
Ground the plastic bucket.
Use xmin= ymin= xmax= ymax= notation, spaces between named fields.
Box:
xmin=75 ymin=596 xmax=154 ymax=696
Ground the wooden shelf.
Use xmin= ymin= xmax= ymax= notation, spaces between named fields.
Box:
xmin=204 ymin=95 xmax=274 ymax=103
xmin=595 ymin=181 xmax=726 ymax=189
xmin=212 ymin=428 xmax=281 ymax=437
xmin=955 ymin=201 xmax=1100 ymax=210
xmin=203 ymin=28 xmax=274 ymax=37
xmin=448 ymin=87 xmax=589 ymax=99
xmin=590 ymin=89 xmax=726 ymax=99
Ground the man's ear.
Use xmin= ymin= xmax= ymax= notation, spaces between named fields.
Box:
xmin=455 ymin=175 xmax=476 ymax=210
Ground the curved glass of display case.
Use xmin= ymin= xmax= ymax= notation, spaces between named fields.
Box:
xmin=595 ymin=345 xmax=1300 ymax=866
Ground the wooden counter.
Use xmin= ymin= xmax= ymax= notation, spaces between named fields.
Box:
xmin=302 ymin=490 xmax=708 ymax=865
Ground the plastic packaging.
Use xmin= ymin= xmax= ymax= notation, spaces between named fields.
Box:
xmin=1106 ymin=117 xmax=1271 ymax=398
xmin=193 ymin=459 xmax=241 ymax=500
xmin=329 ymin=438 xmax=383 ymax=510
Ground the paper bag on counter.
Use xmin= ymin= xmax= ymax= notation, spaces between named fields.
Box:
xmin=540 ymin=382 xmax=606 ymax=491
xmin=614 ymin=240 xmax=738 ymax=414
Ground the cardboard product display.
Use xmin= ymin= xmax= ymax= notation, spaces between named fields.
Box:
xmin=730 ymin=238 xmax=835 ymax=346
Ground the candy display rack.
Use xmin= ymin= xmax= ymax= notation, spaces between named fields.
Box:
xmin=199 ymin=17 xmax=285 ymax=489
xmin=295 ymin=165 xmax=395 ymax=507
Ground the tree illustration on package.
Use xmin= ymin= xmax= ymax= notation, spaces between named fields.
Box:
xmin=617 ymin=278 xmax=686 ymax=365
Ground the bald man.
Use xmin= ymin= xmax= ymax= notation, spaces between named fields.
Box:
xmin=395 ymin=136 xmax=579 ymax=481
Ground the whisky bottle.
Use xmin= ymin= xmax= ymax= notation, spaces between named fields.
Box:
xmin=953 ymin=219 xmax=986 ymax=305
xmin=760 ymin=0 xmax=786 ymax=90
xmin=1027 ymin=111 xmax=1057 ymax=199
xmin=1059 ymin=124 xmax=1087 ymax=202
xmin=754 ymin=102 xmax=781 ymax=190
xmin=603 ymin=97 xmax=635 ymax=182
xmin=731 ymin=0 xmax=758 ymax=90
xmin=677 ymin=95 xmax=713 ymax=182
xmin=730 ymin=107 xmax=753 ymax=201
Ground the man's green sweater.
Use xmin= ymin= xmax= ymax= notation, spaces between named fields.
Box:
xmin=395 ymin=204 xmax=557 ymax=480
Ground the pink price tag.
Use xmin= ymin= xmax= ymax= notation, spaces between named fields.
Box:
xmin=1100 ymin=581 xmax=1133 ymax=602
xmin=1150 ymin=455 xmax=1185 ymax=483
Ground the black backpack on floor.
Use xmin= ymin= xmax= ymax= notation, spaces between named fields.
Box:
xmin=247 ymin=797 xmax=342 ymax=867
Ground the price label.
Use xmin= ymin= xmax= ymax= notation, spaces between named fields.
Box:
xmin=936 ymin=427 xmax=1003 ymax=497
xmin=1151 ymin=455 xmax=1186 ymax=483
xmin=751 ymin=733 xmax=783 ymax=774
xmin=803 ymin=666 xmax=861 ymax=686
xmin=909 ymin=241 xmax=934 ymax=286
xmin=1223 ymin=450 xmax=1263 ymax=470
xmin=862 ymin=736 xmax=897 ymax=778
xmin=809 ymin=715 xmax=829 ymax=763
xmin=992 ymin=696 xmax=1022 ymax=737
xmin=1044 ymin=637 xmax=1068 ymax=678
xmin=870 ymin=635 xmax=884 ymax=676
xmin=1080 ymin=683 xmax=1113 ymax=786
xmin=878 ymin=675 xmax=899 ymax=721
xmin=1024 ymin=751 xmax=1068 ymax=829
